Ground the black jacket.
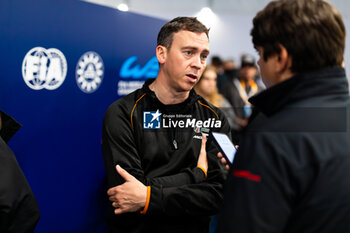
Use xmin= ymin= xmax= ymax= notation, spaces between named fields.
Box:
xmin=102 ymin=79 xmax=230 ymax=233
xmin=217 ymin=67 xmax=350 ymax=233
xmin=0 ymin=111 xmax=40 ymax=233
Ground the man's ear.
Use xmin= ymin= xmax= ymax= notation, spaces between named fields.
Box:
xmin=275 ymin=44 xmax=292 ymax=74
xmin=156 ymin=45 xmax=167 ymax=64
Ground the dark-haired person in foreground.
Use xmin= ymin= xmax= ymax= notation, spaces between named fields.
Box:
xmin=217 ymin=0 xmax=350 ymax=232
xmin=102 ymin=17 xmax=230 ymax=233
xmin=0 ymin=111 xmax=40 ymax=232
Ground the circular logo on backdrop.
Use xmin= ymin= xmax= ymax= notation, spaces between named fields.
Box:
xmin=75 ymin=51 xmax=104 ymax=93
xmin=22 ymin=47 xmax=67 ymax=90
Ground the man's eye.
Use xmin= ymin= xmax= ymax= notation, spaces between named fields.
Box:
xmin=185 ymin=51 xmax=192 ymax=55
xmin=201 ymin=55 xmax=208 ymax=59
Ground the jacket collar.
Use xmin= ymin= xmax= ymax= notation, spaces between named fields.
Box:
xmin=0 ymin=111 xmax=21 ymax=143
xmin=249 ymin=67 xmax=349 ymax=116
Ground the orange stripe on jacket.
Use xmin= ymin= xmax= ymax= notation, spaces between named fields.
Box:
xmin=197 ymin=100 xmax=219 ymax=120
xmin=130 ymin=93 xmax=146 ymax=131
xmin=140 ymin=186 xmax=151 ymax=214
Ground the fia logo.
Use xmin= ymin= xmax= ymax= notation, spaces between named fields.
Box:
xmin=76 ymin=51 xmax=104 ymax=93
xmin=22 ymin=47 xmax=67 ymax=90
xmin=143 ymin=110 xmax=161 ymax=129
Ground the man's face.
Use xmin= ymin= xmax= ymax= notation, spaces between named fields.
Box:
xmin=198 ymin=69 xmax=217 ymax=96
xmin=256 ymin=46 xmax=277 ymax=88
xmin=240 ymin=65 xmax=257 ymax=82
xmin=224 ymin=61 xmax=235 ymax=71
xmin=162 ymin=30 xmax=209 ymax=92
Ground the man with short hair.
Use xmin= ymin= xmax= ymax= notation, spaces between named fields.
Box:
xmin=221 ymin=54 xmax=264 ymax=144
xmin=217 ymin=0 xmax=350 ymax=232
xmin=102 ymin=17 xmax=230 ymax=233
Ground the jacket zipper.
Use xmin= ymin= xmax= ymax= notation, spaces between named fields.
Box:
xmin=173 ymin=139 xmax=178 ymax=150
xmin=172 ymin=126 xmax=178 ymax=150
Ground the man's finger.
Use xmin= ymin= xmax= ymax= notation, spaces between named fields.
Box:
xmin=201 ymin=134 xmax=207 ymax=152
xmin=115 ymin=207 xmax=124 ymax=215
xmin=116 ymin=165 xmax=135 ymax=182
xmin=221 ymin=157 xmax=227 ymax=165
xmin=107 ymin=188 xmax=116 ymax=196
xmin=109 ymin=196 xmax=117 ymax=202
xmin=217 ymin=152 xmax=223 ymax=158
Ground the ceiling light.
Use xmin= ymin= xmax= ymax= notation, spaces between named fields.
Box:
xmin=117 ymin=3 xmax=129 ymax=12
xmin=196 ymin=7 xmax=218 ymax=28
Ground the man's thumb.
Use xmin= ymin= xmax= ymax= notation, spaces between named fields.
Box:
xmin=201 ymin=134 xmax=207 ymax=151
xmin=116 ymin=165 xmax=134 ymax=181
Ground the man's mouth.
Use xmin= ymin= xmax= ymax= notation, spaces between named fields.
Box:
xmin=186 ymin=74 xmax=198 ymax=81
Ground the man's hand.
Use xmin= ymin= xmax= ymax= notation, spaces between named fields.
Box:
xmin=217 ymin=152 xmax=230 ymax=171
xmin=217 ymin=145 xmax=238 ymax=171
xmin=107 ymin=165 xmax=147 ymax=214
xmin=197 ymin=134 xmax=208 ymax=174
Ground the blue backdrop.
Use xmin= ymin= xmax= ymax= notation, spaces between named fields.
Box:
xmin=0 ymin=0 xmax=165 ymax=232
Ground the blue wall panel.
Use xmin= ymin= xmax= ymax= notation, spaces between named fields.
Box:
xmin=0 ymin=0 xmax=165 ymax=232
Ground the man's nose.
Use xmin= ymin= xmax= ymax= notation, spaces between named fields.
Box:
xmin=190 ymin=56 xmax=204 ymax=70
